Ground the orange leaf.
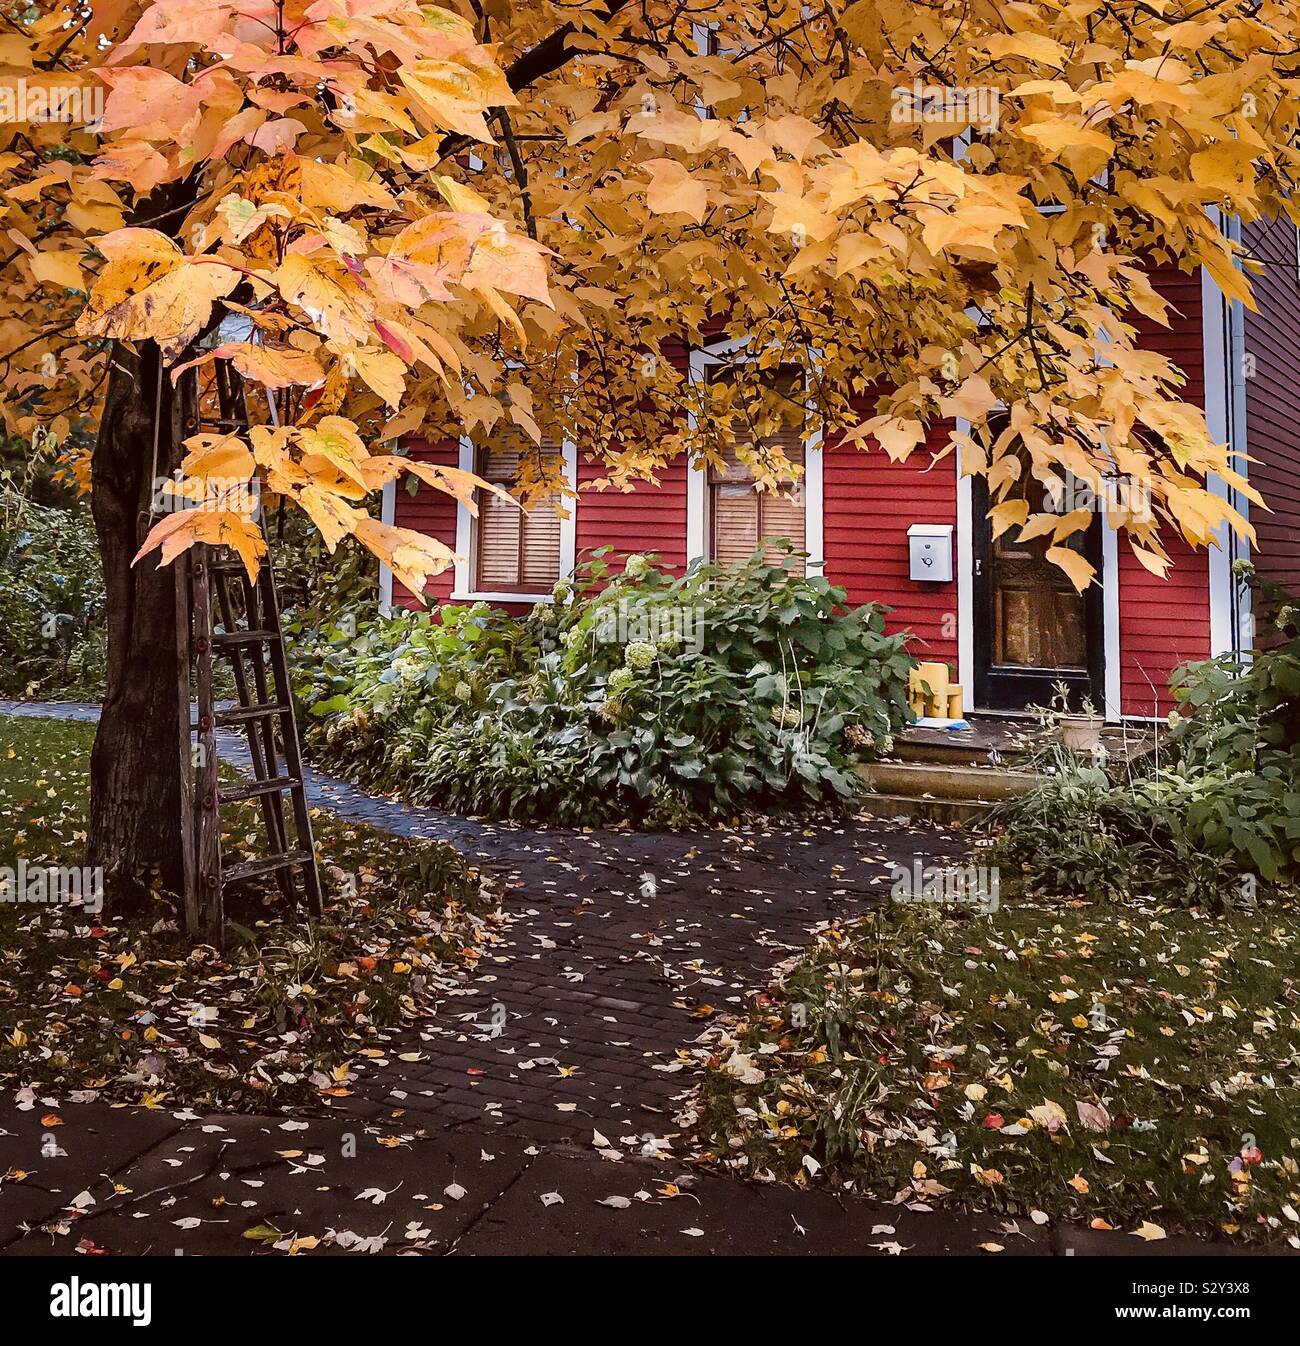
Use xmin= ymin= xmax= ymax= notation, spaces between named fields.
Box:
xmin=133 ymin=509 xmax=267 ymax=582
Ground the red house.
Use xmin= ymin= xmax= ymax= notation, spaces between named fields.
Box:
xmin=381 ymin=220 xmax=1299 ymax=722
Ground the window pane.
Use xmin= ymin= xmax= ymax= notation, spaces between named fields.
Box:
xmin=477 ymin=490 xmax=523 ymax=589
xmin=705 ymin=363 xmax=806 ymax=571
xmin=474 ymin=435 xmax=564 ymax=592
xmin=761 ymin=491 xmax=806 ymax=575
xmin=712 ymin=482 xmax=760 ymax=566
xmin=520 ymin=495 xmax=562 ymax=587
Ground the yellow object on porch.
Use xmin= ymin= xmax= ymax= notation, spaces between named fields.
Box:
xmin=907 ymin=668 xmax=923 ymax=715
xmin=912 ymin=661 xmax=950 ymax=718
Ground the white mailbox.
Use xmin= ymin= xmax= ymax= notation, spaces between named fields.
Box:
xmin=907 ymin=523 xmax=954 ymax=582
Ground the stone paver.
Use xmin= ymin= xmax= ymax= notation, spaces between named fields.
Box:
xmin=1 ymin=1102 xmax=1267 ymax=1258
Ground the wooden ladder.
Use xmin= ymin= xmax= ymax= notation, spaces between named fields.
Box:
xmin=172 ymin=359 xmax=322 ymax=943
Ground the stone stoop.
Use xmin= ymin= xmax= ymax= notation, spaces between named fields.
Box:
xmin=855 ymin=717 xmax=1045 ymax=825
xmin=855 ymin=758 xmax=1041 ymax=826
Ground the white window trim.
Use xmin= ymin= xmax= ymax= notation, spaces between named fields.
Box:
xmin=1203 ymin=209 xmax=1252 ymax=659
xmin=378 ymin=479 xmax=396 ymax=615
xmin=1100 ymin=488 xmax=1123 ymax=722
xmin=452 ymin=433 xmax=578 ymax=603
xmin=954 ymin=434 xmax=975 ymax=696
xmin=686 ymin=337 xmax=824 ymax=574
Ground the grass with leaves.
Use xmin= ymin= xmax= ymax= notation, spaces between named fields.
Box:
xmin=0 ymin=714 xmax=501 ymax=1113
xmin=690 ymin=895 xmax=1300 ymax=1244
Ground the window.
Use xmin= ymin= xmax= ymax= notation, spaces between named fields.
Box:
xmin=707 ymin=365 xmax=806 ymax=574
xmin=474 ymin=434 xmax=564 ymax=593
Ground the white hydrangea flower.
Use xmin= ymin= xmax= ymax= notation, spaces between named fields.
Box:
xmin=625 ymin=640 xmax=656 ymax=671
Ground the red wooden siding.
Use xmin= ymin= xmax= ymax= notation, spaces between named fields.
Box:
xmin=1117 ymin=531 xmax=1212 ymax=716
xmin=574 ymin=336 xmax=692 ymax=579
xmin=823 ymin=419 xmax=959 ymax=668
xmin=1120 ymin=263 xmax=1213 ymax=714
xmin=575 ymin=456 xmax=689 ymax=577
xmin=1243 ymin=217 xmax=1300 ymax=599
xmin=390 ymin=437 xmax=459 ymax=609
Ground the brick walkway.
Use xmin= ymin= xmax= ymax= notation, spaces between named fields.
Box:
xmin=349 ymin=815 xmax=960 ymax=1148
xmin=0 ymin=703 xmax=1260 ymax=1259
xmin=1 ymin=700 xmax=959 ymax=1153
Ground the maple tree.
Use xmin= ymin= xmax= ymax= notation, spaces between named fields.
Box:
xmin=2 ymin=0 xmax=1296 ymax=905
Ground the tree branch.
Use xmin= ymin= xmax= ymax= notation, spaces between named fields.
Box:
xmin=439 ymin=0 xmax=634 ymax=160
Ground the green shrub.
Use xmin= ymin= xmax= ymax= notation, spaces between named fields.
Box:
xmin=270 ymin=508 xmax=378 ymax=616
xmin=0 ymin=490 xmax=105 ymax=698
xmin=986 ymin=568 xmax=1300 ymax=906
xmin=290 ymin=549 xmax=914 ymax=826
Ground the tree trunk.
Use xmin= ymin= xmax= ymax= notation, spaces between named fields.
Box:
xmin=86 ymin=340 xmax=192 ymax=909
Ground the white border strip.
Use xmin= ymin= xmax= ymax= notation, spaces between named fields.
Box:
xmin=1101 ymin=499 xmax=1122 ymax=721
xmin=954 ymin=421 xmax=975 ymax=695
xmin=1202 ymin=230 xmax=1234 ymax=658
xmin=378 ymin=479 xmax=395 ymax=615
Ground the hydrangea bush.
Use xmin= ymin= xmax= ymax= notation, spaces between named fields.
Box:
xmin=290 ymin=549 xmax=914 ymax=827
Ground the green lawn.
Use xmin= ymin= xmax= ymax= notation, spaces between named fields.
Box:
xmin=0 ymin=714 xmax=499 ymax=1112
xmin=691 ymin=895 xmax=1300 ymax=1244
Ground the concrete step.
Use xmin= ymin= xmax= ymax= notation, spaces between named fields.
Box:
xmin=854 ymin=792 xmax=993 ymax=826
xmin=894 ymin=715 xmax=1038 ymax=768
xmin=893 ymin=736 xmax=1015 ymax=767
xmin=858 ymin=759 xmax=1041 ymax=804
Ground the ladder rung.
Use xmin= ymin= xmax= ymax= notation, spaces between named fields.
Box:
xmin=211 ymin=629 xmax=277 ymax=646
xmin=219 ymin=774 xmax=302 ymax=803
xmin=215 ymin=702 xmax=290 ymax=726
xmin=222 ymin=850 xmax=313 ymax=887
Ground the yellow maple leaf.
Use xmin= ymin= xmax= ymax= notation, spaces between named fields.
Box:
xmin=173 ymin=342 xmax=325 ymax=391
xmin=643 ymin=158 xmax=709 ymax=225
xmin=353 ymin=516 xmax=456 ymax=598
xmin=29 ymin=250 xmax=85 ymax=291
xmin=1045 ymin=545 xmax=1096 ymax=593
xmin=75 ymin=228 xmax=240 ymax=361
xmin=133 ymin=508 xmax=267 ymax=582
xmin=272 ymin=252 xmax=374 ymax=346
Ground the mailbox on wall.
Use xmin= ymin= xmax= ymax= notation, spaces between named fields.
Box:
xmin=907 ymin=523 xmax=954 ymax=582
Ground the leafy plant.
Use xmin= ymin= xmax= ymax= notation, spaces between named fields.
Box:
xmin=0 ymin=490 xmax=105 ymax=698
xmin=985 ymin=568 xmax=1300 ymax=905
xmin=290 ymin=550 xmax=915 ymax=826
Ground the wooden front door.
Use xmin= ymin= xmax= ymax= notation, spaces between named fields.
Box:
xmin=973 ymin=477 xmax=1104 ymax=711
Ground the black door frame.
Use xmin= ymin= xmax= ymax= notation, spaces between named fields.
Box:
xmin=971 ymin=478 xmax=1106 ymax=712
